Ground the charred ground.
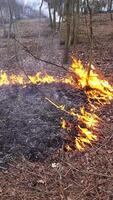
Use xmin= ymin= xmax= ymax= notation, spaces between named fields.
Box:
xmin=0 ymin=83 xmax=87 ymax=165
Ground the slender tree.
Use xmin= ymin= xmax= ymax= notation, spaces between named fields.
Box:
xmin=63 ymin=0 xmax=71 ymax=63
xmin=86 ymin=0 xmax=93 ymax=85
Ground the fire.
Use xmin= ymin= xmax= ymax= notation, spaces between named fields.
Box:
xmin=28 ymin=72 xmax=57 ymax=85
xmin=61 ymin=118 xmax=73 ymax=131
xmin=47 ymin=96 xmax=100 ymax=152
xmin=71 ymin=58 xmax=113 ymax=105
xmin=60 ymin=106 xmax=99 ymax=152
xmin=60 ymin=57 xmax=113 ymax=151
xmin=10 ymin=74 xmax=24 ymax=85
xmin=0 ymin=70 xmax=75 ymax=87
xmin=48 ymin=57 xmax=113 ymax=152
xmin=60 ymin=58 xmax=113 ymax=151
xmin=77 ymin=107 xmax=99 ymax=128
xmin=76 ymin=107 xmax=99 ymax=151
xmin=0 ymin=71 xmax=9 ymax=86
xmin=0 ymin=71 xmax=25 ymax=86
xmin=0 ymin=71 xmax=58 ymax=86
xmin=0 ymin=56 xmax=112 ymax=152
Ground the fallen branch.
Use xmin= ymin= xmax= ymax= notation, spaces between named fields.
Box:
xmin=14 ymin=38 xmax=69 ymax=73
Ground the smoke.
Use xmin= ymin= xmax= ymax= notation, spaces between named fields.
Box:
xmin=16 ymin=0 xmax=60 ymax=22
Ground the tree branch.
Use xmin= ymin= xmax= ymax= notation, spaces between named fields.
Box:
xmin=14 ymin=38 xmax=69 ymax=73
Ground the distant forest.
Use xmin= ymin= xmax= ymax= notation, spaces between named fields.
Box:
xmin=0 ymin=0 xmax=113 ymax=63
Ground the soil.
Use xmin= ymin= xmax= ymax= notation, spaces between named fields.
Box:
xmin=0 ymin=14 xmax=113 ymax=200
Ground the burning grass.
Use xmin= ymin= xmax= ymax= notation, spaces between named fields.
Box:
xmin=0 ymin=57 xmax=113 ymax=153
xmin=62 ymin=58 xmax=113 ymax=151
xmin=45 ymin=57 xmax=113 ymax=152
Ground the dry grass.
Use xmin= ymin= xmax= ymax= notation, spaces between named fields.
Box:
xmin=1 ymin=136 xmax=113 ymax=200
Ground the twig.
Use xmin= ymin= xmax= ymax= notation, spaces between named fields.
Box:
xmin=75 ymin=184 xmax=95 ymax=200
xmin=65 ymin=161 xmax=113 ymax=178
xmin=14 ymin=38 xmax=69 ymax=73
xmin=95 ymin=130 xmax=113 ymax=153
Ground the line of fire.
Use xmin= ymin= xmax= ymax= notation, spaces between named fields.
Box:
xmin=0 ymin=57 xmax=113 ymax=152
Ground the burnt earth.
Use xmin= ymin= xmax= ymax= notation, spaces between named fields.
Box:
xmin=0 ymin=83 xmax=87 ymax=168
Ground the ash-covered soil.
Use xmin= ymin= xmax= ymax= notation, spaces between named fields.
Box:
xmin=0 ymin=83 xmax=87 ymax=168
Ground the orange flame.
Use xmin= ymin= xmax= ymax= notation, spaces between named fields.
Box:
xmin=0 ymin=70 xmax=75 ymax=87
xmin=0 ymin=71 xmax=58 ymax=86
xmin=28 ymin=72 xmax=57 ymax=85
xmin=0 ymin=56 xmax=112 ymax=152
xmin=76 ymin=107 xmax=99 ymax=151
xmin=61 ymin=57 xmax=113 ymax=151
xmin=71 ymin=58 xmax=113 ymax=106
xmin=48 ymin=57 xmax=113 ymax=152
xmin=0 ymin=71 xmax=9 ymax=86
xmin=0 ymin=71 xmax=25 ymax=86
xmin=60 ymin=106 xmax=100 ymax=152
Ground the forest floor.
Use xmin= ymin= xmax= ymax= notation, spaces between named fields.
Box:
xmin=0 ymin=13 xmax=113 ymax=200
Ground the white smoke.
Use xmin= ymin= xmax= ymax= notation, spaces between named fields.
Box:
xmin=16 ymin=0 xmax=60 ymax=22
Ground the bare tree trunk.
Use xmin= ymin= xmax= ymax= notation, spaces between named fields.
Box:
xmin=58 ymin=0 xmax=63 ymax=30
xmin=0 ymin=6 xmax=7 ymax=38
xmin=71 ymin=0 xmax=76 ymax=45
xmin=74 ymin=0 xmax=80 ymax=46
xmin=87 ymin=0 xmax=93 ymax=42
xmin=86 ymin=0 xmax=93 ymax=85
xmin=7 ymin=0 xmax=13 ymax=38
xmin=39 ymin=0 xmax=44 ymax=18
xmin=53 ymin=0 xmax=56 ymax=30
xmin=109 ymin=0 xmax=113 ymax=20
xmin=48 ymin=0 xmax=53 ymax=29
xmin=63 ymin=0 xmax=71 ymax=64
